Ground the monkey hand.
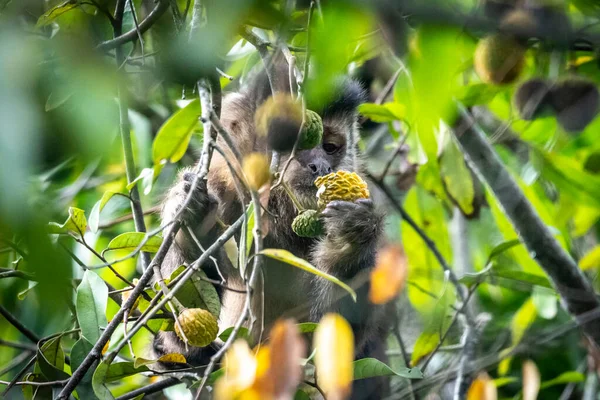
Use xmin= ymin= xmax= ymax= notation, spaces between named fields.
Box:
xmin=163 ymin=169 xmax=218 ymax=242
xmin=320 ymin=199 xmax=383 ymax=248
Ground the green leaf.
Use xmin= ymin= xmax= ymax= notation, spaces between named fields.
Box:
xmin=92 ymin=360 xmax=114 ymax=400
xmin=294 ymin=390 xmax=312 ymax=400
xmin=259 ymin=249 xmax=357 ymax=302
xmin=167 ymin=266 xmax=221 ymax=318
xmin=353 ymin=358 xmax=423 ymax=380
xmin=410 ymin=284 xmax=454 ymax=365
xmin=48 ymin=207 xmax=88 ymax=237
xmin=358 ymin=102 xmax=405 ymax=123
xmin=89 ymin=191 xmax=119 ymax=233
xmin=104 ymin=362 xmax=150 ymax=382
xmin=218 ymin=327 xmax=249 ymax=342
xmin=71 ymin=338 xmax=99 ymax=400
xmin=297 ymin=322 xmax=319 ymax=333
xmin=126 ymin=165 xmax=163 ymax=195
xmin=440 ymin=136 xmax=474 ymax=215
xmin=76 ymin=271 xmax=108 ymax=344
xmin=532 ymin=287 xmax=557 ymax=320
xmin=493 ymin=376 xmax=518 ymax=388
xmin=37 ymin=336 xmax=70 ymax=381
xmin=36 ymin=1 xmax=79 ymax=28
xmin=460 ymin=267 xmax=553 ymax=291
xmin=45 ymin=90 xmax=73 ymax=111
xmin=404 ymin=186 xmax=452 ymax=314
xmin=487 ymin=239 xmax=522 ymax=263
xmin=455 ymin=83 xmax=502 ymax=107
xmin=105 ymin=232 xmax=163 ymax=253
xmin=539 ymin=371 xmax=585 ymax=390
xmin=152 ymin=99 xmax=201 ymax=165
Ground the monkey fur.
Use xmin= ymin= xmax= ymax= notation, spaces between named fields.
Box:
xmin=153 ymin=61 xmax=390 ymax=399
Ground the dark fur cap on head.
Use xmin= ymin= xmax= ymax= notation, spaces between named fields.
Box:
xmin=240 ymin=52 xmax=367 ymax=118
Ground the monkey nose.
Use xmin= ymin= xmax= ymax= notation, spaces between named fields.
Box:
xmin=308 ymin=162 xmax=333 ymax=177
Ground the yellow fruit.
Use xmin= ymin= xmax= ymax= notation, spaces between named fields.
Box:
xmin=255 ymin=93 xmax=303 ymax=153
xmin=242 ymin=153 xmax=271 ymax=191
xmin=174 ymin=308 xmax=218 ymax=347
xmin=314 ymin=171 xmax=370 ymax=209
xmin=474 ymin=34 xmax=525 ymax=85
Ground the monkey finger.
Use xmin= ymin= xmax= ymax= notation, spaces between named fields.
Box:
xmin=355 ymin=198 xmax=374 ymax=208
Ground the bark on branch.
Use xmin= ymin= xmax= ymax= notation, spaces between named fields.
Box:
xmin=454 ymin=108 xmax=600 ymax=349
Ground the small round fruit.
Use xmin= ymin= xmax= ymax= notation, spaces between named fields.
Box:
xmin=254 ymin=93 xmax=303 ymax=153
xmin=513 ymin=78 xmax=552 ymax=120
xmin=242 ymin=153 xmax=271 ymax=191
xmin=499 ymin=9 xmax=538 ymax=43
xmin=299 ymin=110 xmax=324 ymax=150
xmin=292 ymin=209 xmax=324 ymax=238
xmin=175 ymin=308 xmax=218 ymax=348
xmin=550 ymin=77 xmax=600 ymax=133
xmin=314 ymin=171 xmax=370 ymax=209
xmin=474 ymin=34 xmax=526 ymax=85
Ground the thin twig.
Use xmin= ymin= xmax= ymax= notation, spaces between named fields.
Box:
xmin=115 ymin=377 xmax=181 ymax=400
xmin=0 ymin=305 xmax=39 ymax=343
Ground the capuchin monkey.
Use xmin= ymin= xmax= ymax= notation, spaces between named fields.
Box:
xmin=153 ymin=61 xmax=390 ymax=399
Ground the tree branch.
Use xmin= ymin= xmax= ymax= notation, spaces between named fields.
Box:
xmin=0 ymin=305 xmax=39 ymax=343
xmin=454 ymin=106 xmax=600 ymax=349
xmin=97 ymin=0 xmax=169 ymax=51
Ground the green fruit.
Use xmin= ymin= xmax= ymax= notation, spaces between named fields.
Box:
xmin=292 ymin=210 xmax=324 ymax=238
xmin=474 ymin=34 xmax=525 ymax=85
xmin=299 ymin=110 xmax=324 ymax=150
xmin=174 ymin=308 xmax=218 ymax=347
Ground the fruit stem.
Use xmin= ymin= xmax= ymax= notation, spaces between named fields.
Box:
xmin=282 ymin=181 xmax=304 ymax=212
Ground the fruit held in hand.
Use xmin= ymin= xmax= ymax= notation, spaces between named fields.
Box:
xmin=292 ymin=209 xmax=324 ymax=238
xmin=474 ymin=34 xmax=525 ymax=85
xmin=175 ymin=308 xmax=218 ymax=347
xmin=513 ymin=78 xmax=552 ymax=120
xmin=299 ymin=109 xmax=323 ymax=150
xmin=549 ymin=77 xmax=600 ymax=133
xmin=242 ymin=153 xmax=271 ymax=191
xmin=315 ymin=171 xmax=370 ymax=209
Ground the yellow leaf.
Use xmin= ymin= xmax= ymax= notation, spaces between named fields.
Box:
xmin=314 ymin=313 xmax=354 ymax=400
xmin=579 ymin=245 xmax=600 ymax=271
xmin=215 ymin=340 xmax=258 ymax=400
xmin=158 ymin=353 xmax=187 ymax=364
xmin=467 ymin=372 xmax=497 ymax=400
xmin=369 ymin=245 xmax=407 ymax=304
xmin=102 ymin=340 xmax=110 ymax=355
xmin=259 ymin=249 xmax=357 ymax=301
xmin=522 ymin=360 xmax=540 ymax=400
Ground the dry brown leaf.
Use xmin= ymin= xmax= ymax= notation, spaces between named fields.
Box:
xmin=314 ymin=313 xmax=354 ymax=400
xmin=466 ymin=372 xmax=497 ymax=400
xmin=523 ymin=359 xmax=540 ymax=400
xmin=268 ymin=319 xmax=307 ymax=399
xmin=369 ymin=245 xmax=408 ymax=304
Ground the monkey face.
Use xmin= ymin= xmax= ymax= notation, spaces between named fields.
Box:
xmin=279 ymin=118 xmax=355 ymax=209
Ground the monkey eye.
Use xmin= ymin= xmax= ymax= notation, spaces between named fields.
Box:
xmin=322 ymin=143 xmax=339 ymax=154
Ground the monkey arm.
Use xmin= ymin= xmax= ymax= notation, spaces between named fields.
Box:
xmin=312 ymin=199 xmax=384 ymax=277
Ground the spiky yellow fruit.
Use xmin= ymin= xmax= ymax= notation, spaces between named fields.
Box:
xmin=292 ymin=210 xmax=324 ymax=238
xmin=175 ymin=308 xmax=218 ymax=348
xmin=315 ymin=171 xmax=370 ymax=209
xmin=242 ymin=153 xmax=271 ymax=191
